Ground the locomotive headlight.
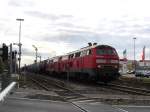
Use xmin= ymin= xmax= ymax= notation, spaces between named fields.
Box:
xmin=97 ymin=65 xmax=101 ymax=68
xmin=111 ymin=60 xmax=119 ymax=63
xmin=96 ymin=59 xmax=106 ymax=63
xmin=114 ymin=65 xmax=118 ymax=68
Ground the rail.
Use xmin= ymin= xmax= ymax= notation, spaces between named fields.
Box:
xmin=107 ymin=83 xmax=150 ymax=95
xmin=0 ymin=82 xmax=16 ymax=102
xmin=29 ymin=75 xmax=90 ymax=112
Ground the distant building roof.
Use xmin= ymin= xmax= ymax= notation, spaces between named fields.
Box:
xmin=120 ymin=58 xmax=128 ymax=61
xmin=139 ymin=60 xmax=150 ymax=62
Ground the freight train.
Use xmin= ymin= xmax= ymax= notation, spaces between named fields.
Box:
xmin=25 ymin=43 xmax=120 ymax=83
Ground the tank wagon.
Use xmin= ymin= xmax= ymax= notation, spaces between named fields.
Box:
xmin=26 ymin=43 xmax=120 ymax=82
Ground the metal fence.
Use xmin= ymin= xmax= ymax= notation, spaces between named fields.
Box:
xmin=0 ymin=82 xmax=16 ymax=102
xmin=0 ymin=71 xmax=16 ymax=102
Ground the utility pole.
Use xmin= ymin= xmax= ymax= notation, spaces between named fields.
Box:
xmin=14 ymin=51 xmax=17 ymax=74
xmin=32 ymin=45 xmax=38 ymax=63
xmin=133 ymin=37 xmax=136 ymax=71
xmin=16 ymin=18 xmax=24 ymax=74
xmin=35 ymin=48 xmax=37 ymax=63
xmin=38 ymin=55 xmax=41 ymax=62
xmin=9 ymin=44 xmax=12 ymax=74
xmin=40 ymin=56 xmax=41 ymax=62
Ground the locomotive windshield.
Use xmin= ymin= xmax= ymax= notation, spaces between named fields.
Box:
xmin=96 ymin=49 xmax=117 ymax=55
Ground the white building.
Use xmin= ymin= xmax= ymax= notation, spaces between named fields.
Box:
xmin=138 ymin=60 xmax=150 ymax=66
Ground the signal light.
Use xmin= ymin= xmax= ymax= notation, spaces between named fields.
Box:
xmin=2 ymin=43 xmax=8 ymax=61
xmin=12 ymin=52 xmax=14 ymax=59
xmin=12 ymin=51 xmax=17 ymax=59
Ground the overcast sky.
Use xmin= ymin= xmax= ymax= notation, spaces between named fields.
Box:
xmin=1 ymin=0 xmax=150 ymax=66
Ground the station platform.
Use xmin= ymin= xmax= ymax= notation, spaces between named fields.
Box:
xmin=0 ymin=97 xmax=120 ymax=112
xmin=0 ymin=87 xmax=119 ymax=112
xmin=0 ymin=97 xmax=80 ymax=112
xmin=1 ymin=75 xmax=150 ymax=112
xmin=1 ymin=97 xmax=150 ymax=112
xmin=0 ymin=86 xmax=122 ymax=112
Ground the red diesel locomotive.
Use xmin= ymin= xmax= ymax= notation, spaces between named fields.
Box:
xmin=44 ymin=43 xmax=120 ymax=82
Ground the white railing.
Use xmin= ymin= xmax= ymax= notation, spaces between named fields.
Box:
xmin=0 ymin=82 xmax=16 ymax=102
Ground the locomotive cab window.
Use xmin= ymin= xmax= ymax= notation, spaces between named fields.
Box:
xmin=75 ymin=52 xmax=81 ymax=57
xmin=69 ymin=54 xmax=74 ymax=59
xmin=81 ymin=50 xmax=87 ymax=56
xmin=87 ymin=49 xmax=92 ymax=55
xmin=96 ymin=49 xmax=116 ymax=55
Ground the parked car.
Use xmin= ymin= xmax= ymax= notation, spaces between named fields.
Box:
xmin=126 ymin=70 xmax=135 ymax=74
xmin=127 ymin=70 xmax=135 ymax=74
xmin=135 ymin=66 xmax=150 ymax=78
xmin=143 ymin=71 xmax=150 ymax=78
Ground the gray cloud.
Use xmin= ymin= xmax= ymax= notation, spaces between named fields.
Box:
xmin=23 ymin=15 xmax=150 ymax=60
xmin=8 ymin=0 xmax=34 ymax=7
xmin=22 ymin=48 xmax=34 ymax=57
xmin=24 ymin=11 xmax=73 ymax=21
xmin=52 ymin=22 xmax=76 ymax=28
xmin=34 ymin=29 xmax=99 ymax=47
xmin=0 ymin=23 xmax=5 ymax=31
xmin=96 ymin=17 xmax=150 ymax=39
xmin=22 ymin=48 xmax=53 ymax=59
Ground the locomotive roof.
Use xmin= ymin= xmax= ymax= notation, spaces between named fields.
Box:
xmin=48 ymin=44 xmax=115 ymax=60
xmin=96 ymin=45 xmax=115 ymax=49
xmin=67 ymin=44 xmax=114 ymax=55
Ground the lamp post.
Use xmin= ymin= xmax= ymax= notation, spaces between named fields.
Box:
xmin=16 ymin=18 xmax=24 ymax=74
xmin=133 ymin=37 xmax=136 ymax=71
xmin=32 ymin=45 xmax=38 ymax=63
xmin=37 ymin=55 xmax=41 ymax=62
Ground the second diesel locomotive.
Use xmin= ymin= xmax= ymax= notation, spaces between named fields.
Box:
xmin=26 ymin=43 xmax=120 ymax=82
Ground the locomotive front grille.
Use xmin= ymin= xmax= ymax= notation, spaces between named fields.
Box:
xmin=98 ymin=65 xmax=118 ymax=73
xmin=97 ymin=65 xmax=119 ymax=82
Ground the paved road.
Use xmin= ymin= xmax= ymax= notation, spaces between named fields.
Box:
xmin=0 ymin=98 xmax=80 ymax=112
xmin=1 ymin=80 xmax=150 ymax=112
xmin=114 ymin=105 xmax=150 ymax=112
xmin=0 ymin=97 xmax=122 ymax=112
xmin=1 ymin=97 xmax=150 ymax=112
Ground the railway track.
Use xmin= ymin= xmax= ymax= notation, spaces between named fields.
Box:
xmin=29 ymin=75 xmax=97 ymax=102
xmin=27 ymin=72 xmax=150 ymax=106
xmin=28 ymin=74 xmax=98 ymax=112
xmin=107 ymin=83 xmax=150 ymax=96
xmin=29 ymin=73 xmax=150 ymax=96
